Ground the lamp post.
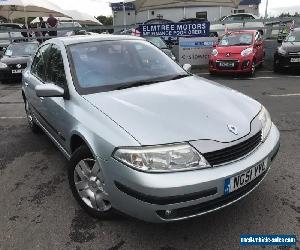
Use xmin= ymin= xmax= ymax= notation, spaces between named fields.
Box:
xmin=122 ymin=1 xmax=126 ymax=26
xmin=264 ymin=0 xmax=269 ymax=19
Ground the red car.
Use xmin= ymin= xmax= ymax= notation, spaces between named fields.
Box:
xmin=209 ymin=30 xmax=265 ymax=76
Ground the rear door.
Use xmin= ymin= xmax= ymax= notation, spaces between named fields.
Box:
xmin=23 ymin=44 xmax=51 ymax=126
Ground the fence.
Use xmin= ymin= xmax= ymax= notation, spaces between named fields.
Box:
xmin=0 ymin=16 xmax=299 ymax=46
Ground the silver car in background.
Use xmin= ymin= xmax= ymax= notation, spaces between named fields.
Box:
xmin=22 ymin=35 xmax=280 ymax=223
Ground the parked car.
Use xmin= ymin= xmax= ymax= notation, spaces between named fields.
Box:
xmin=22 ymin=35 xmax=280 ymax=223
xmin=274 ymin=28 xmax=300 ymax=72
xmin=209 ymin=30 xmax=265 ymax=76
xmin=0 ymin=23 xmax=24 ymax=55
xmin=145 ymin=36 xmax=176 ymax=60
xmin=0 ymin=42 xmax=39 ymax=83
xmin=210 ymin=13 xmax=264 ymax=38
xmin=58 ymin=21 xmax=82 ymax=37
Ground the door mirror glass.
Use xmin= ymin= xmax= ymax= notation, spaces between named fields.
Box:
xmin=183 ymin=63 xmax=192 ymax=72
xmin=35 ymin=84 xmax=64 ymax=98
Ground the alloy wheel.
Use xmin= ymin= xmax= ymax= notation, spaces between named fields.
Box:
xmin=73 ymin=158 xmax=111 ymax=212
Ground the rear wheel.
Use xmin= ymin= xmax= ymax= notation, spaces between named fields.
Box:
xmin=25 ymin=99 xmax=40 ymax=133
xmin=68 ymin=145 xmax=115 ymax=219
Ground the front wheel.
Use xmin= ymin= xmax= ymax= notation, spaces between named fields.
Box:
xmin=68 ymin=145 xmax=115 ymax=219
xmin=248 ymin=60 xmax=256 ymax=77
xmin=273 ymin=59 xmax=282 ymax=73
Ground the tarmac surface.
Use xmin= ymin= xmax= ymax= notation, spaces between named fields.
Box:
xmin=0 ymin=68 xmax=299 ymax=250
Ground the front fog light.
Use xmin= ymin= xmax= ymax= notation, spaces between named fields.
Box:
xmin=113 ymin=144 xmax=210 ymax=172
xmin=258 ymin=106 xmax=272 ymax=141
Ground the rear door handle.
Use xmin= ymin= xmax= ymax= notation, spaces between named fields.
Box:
xmin=24 ymin=82 xmax=29 ymax=87
xmin=39 ymin=97 xmax=44 ymax=101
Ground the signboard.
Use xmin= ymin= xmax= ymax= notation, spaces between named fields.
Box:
xmin=110 ymin=2 xmax=136 ymax=11
xmin=179 ymin=37 xmax=218 ymax=66
xmin=139 ymin=22 xmax=210 ymax=37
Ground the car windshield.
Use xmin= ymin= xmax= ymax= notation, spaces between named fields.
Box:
xmin=285 ymin=30 xmax=300 ymax=42
xmin=5 ymin=43 xmax=38 ymax=57
xmin=145 ymin=37 xmax=168 ymax=49
xmin=69 ymin=40 xmax=188 ymax=94
xmin=219 ymin=33 xmax=253 ymax=46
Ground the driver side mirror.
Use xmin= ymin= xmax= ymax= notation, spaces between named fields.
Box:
xmin=183 ymin=64 xmax=192 ymax=72
xmin=35 ymin=84 xmax=64 ymax=98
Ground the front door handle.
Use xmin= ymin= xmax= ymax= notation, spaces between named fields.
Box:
xmin=24 ymin=82 xmax=29 ymax=87
xmin=39 ymin=97 xmax=44 ymax=101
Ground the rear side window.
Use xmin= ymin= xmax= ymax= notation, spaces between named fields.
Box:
xmin=31 ymin=44 xmax=51 ymax=81
xmin=45 ymin=45 xmax=67 ymax=88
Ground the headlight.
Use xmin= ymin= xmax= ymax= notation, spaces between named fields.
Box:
xmin=211 ymin=49 xmax=218 ymax=56
xmin=114 ymin=143 xmax=210 ymax=172
xmin=258 ymin=106 xmax=272 ymax=141
xmin=241 ymin=48 xmax=253 ymax=57
xmin=0 ymin=62 xmax=7 ymax=69
xmin=278 ymin=47 xmax=287 ymax=56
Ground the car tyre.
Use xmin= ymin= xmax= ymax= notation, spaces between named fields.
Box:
xmin=25 ymin=99 xmax=40 ymax=133
xmin=273 ymin=59 xmax=282 ymax=73
xmin=248 ymin=60 xmax=256 ymax=77
xmin=68 ymin=145 xmax=115 ymax=219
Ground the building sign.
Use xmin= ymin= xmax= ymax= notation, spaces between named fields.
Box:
xmin=179 ymin=37 xmax=218 ymax=66
xmin=139 ymin=22 xmax=210 ymax=37
xmin=110 ymin=2 xmax=136 ymax=11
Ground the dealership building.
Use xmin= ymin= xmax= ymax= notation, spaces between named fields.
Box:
xmin=111 ymin=0 xmax=261 ymax=27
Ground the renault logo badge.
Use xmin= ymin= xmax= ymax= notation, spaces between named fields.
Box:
xmin=225 ymin=52 xmax=231 ymax=57
xmin=228 ymin=124 xmax=238 ymax=135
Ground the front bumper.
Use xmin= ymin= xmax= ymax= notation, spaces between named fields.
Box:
xmin=99 ymin=124 xmax=280 ymax=223
xmin=0 ymin=68 xmax=23 ymax=82
xmin=209 ymin=56 xmax=254 ymax=74
xmin=274 ymin=54 xmax=300 ymax=69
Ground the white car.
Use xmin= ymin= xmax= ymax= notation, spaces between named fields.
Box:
xmin=210 ymin=13 xmax=264 ymax=37
xmin=0 ymin=23 xmax=23 ymax=53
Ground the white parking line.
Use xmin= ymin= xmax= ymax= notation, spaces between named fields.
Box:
xmin=0 ymin=117 xmax=26 ymax=119
xmin=269 ymin=93 xmax=300 ymax=97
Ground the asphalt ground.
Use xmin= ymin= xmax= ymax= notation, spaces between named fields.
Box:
xmin=0 ymin=67 xmax=299 ymax=250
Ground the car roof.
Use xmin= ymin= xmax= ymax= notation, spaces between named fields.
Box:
xmin=10 ymin=41 xmax=39 ymax=45
xmin=48 ymin=34 xmax=145 ymax=46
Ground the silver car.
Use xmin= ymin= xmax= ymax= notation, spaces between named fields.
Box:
xmin=22 ymin=35 xmax=280 ymax=223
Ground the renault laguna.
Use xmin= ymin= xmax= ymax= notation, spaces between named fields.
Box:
xmin=22 ymin=35 xmax=280 ymax=222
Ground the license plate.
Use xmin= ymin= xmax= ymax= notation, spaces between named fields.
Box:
xmin=219 ymin=62 xmax=235 ymax=68
xmin=224 ymin=158 xmax=268 ymax=195
xmin=12 ymin=69 xmax=22 ymax=74
xmin=290 ymin=58 xmax=300 ymax=63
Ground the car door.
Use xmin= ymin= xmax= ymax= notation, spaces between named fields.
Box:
xmin=23 ymin=44 xmax=51 ymax=127
xmin=254 ymin=31 xmax=264 ymax=63
xmin=41 ymin=44 xmax=70 ymax=148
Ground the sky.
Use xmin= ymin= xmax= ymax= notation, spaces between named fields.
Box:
xmin=48 ymin=0 xmax=300 ymax=18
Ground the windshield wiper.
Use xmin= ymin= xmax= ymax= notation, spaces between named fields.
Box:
xmin=116 ymin=79 xmax=162 ymax=90
xmin=168 ymin=74 xmax=190 ymax=81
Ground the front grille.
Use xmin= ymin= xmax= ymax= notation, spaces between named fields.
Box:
xmin=156 ymin=168 xmax=268 ymax=220
xmin=10 ymin=63 xmax=27 ymax=70
xmin=203 ymin=131 xmax=262 ymax=166
xmin=288 ymin=52 xmax=300 ymax=56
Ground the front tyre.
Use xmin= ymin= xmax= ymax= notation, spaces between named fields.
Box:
xmin=68 ymin=145 xmax=115 ymax=219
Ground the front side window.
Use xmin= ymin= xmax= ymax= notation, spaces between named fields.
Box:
xmin=45 ymin=45 xmax=67 ymax=88
xmin=68 ymin=40 xmax=188 ymax=94
xmin=219 ymin=33 xmax=254 ymax=46
xmin=31 ymin=44 xmax=51 ymax=81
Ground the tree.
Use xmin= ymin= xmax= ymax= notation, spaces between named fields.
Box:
xmin=96 ymin=15 xmax=113 ymax=26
